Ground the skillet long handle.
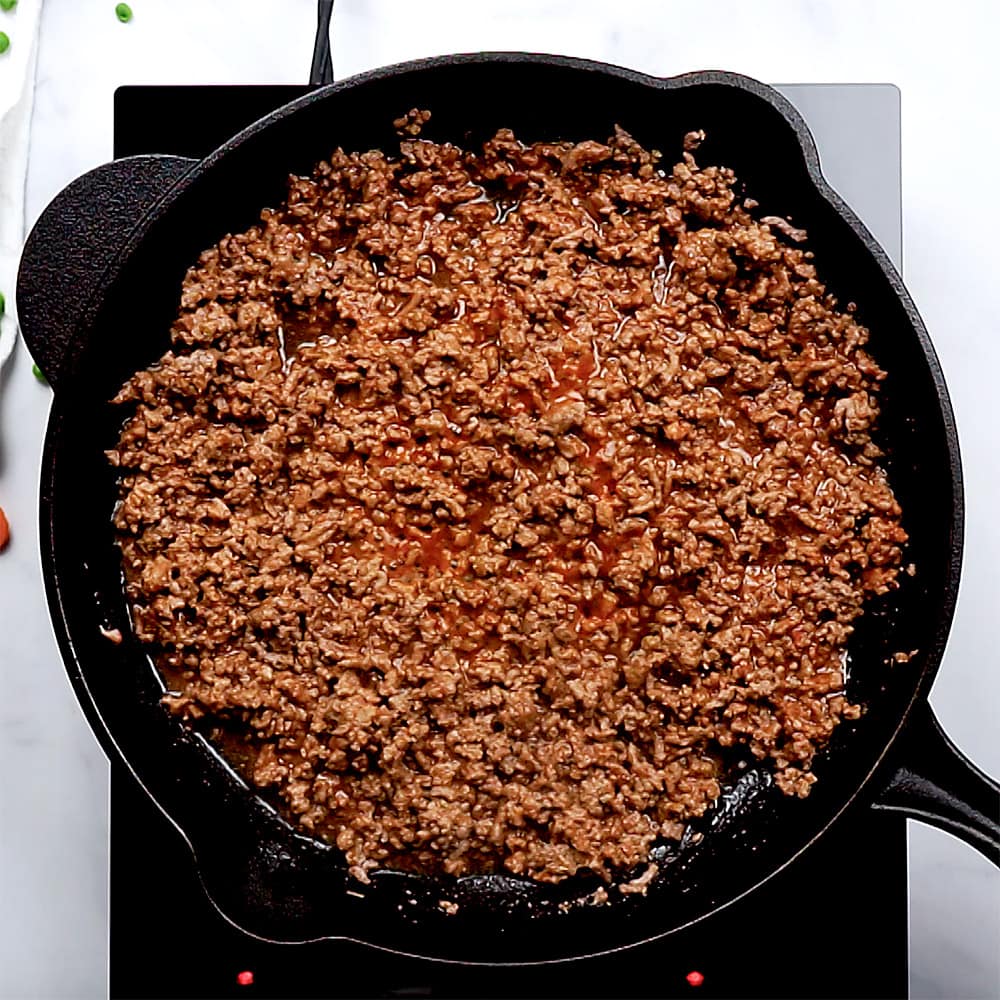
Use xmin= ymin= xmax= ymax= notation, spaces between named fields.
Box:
xmin=16 ymin=154 xmax=195 ymax=392
xmin=872 ymin=700 xmax=1000 ymax=865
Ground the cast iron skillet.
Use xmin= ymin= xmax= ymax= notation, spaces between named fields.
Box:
xmin=16 ymin=54 xmax=1000 ymax=964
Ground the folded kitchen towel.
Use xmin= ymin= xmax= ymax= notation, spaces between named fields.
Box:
xmin=0 ymin=0 xmax=42 ymax=370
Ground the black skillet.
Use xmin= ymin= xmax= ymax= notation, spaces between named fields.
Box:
xmin=16 ymin=52 xmax=999 ymax=964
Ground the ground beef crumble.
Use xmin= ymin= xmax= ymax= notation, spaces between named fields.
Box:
xmin=109 ymin=114 xmax=906 ymax=883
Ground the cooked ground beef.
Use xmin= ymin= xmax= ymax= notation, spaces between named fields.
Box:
xmin=109 ymin=115 xmax=906 ymax=883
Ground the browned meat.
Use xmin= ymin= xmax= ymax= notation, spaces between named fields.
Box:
xmin=109 ymin=114 xmax=906 ymax=883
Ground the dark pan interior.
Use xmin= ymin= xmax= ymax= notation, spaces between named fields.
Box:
xmin=40 ymin=57 xmax=960 ymax=963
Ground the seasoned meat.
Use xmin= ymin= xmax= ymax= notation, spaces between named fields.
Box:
xmin=109 ymin=114 xmax=906 ymax=882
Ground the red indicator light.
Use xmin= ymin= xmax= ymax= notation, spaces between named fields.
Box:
xmin=686 ymin=970 xmax=705 ymax=988
xmin=237 ymin=970 xmax=254 ymax=987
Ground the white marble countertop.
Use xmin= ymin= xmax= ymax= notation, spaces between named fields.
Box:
xmin=1 ymin=2 xmax=998 ymax=997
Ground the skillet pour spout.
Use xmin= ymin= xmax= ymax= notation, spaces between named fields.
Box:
xmin=15 ymin=55 xmax=999 ymax=962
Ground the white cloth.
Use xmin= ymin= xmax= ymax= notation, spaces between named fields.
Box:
xmin=0 ymin=0 xmax=41 ymax=369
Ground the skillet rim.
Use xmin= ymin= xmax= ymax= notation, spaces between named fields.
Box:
xmin=35 ymin=51 xmax=964 ymax=963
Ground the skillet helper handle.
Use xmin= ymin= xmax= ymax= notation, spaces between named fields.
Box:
xmin=873 ymin=700 xmax=1000 ymax=865
xmin=16 ymin=154 xmax=195 ymax=392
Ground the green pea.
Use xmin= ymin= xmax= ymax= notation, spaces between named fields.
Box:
xmin=0 ymin=32 xmax=9 ymax=54
xmin=0 ymin=1 xmax=17 ymax=12
xmin=115 ymin=3 xmax=132 ymax=22
xmin=32 ymin=363 xmax=47 ymax=383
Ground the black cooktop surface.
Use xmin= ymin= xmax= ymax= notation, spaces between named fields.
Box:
xmin=110 ymin=85 xmax=908 ymax=1000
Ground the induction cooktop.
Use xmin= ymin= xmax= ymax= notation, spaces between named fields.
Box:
xmin=109 ymin=82 xmax=908 ymax=1000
